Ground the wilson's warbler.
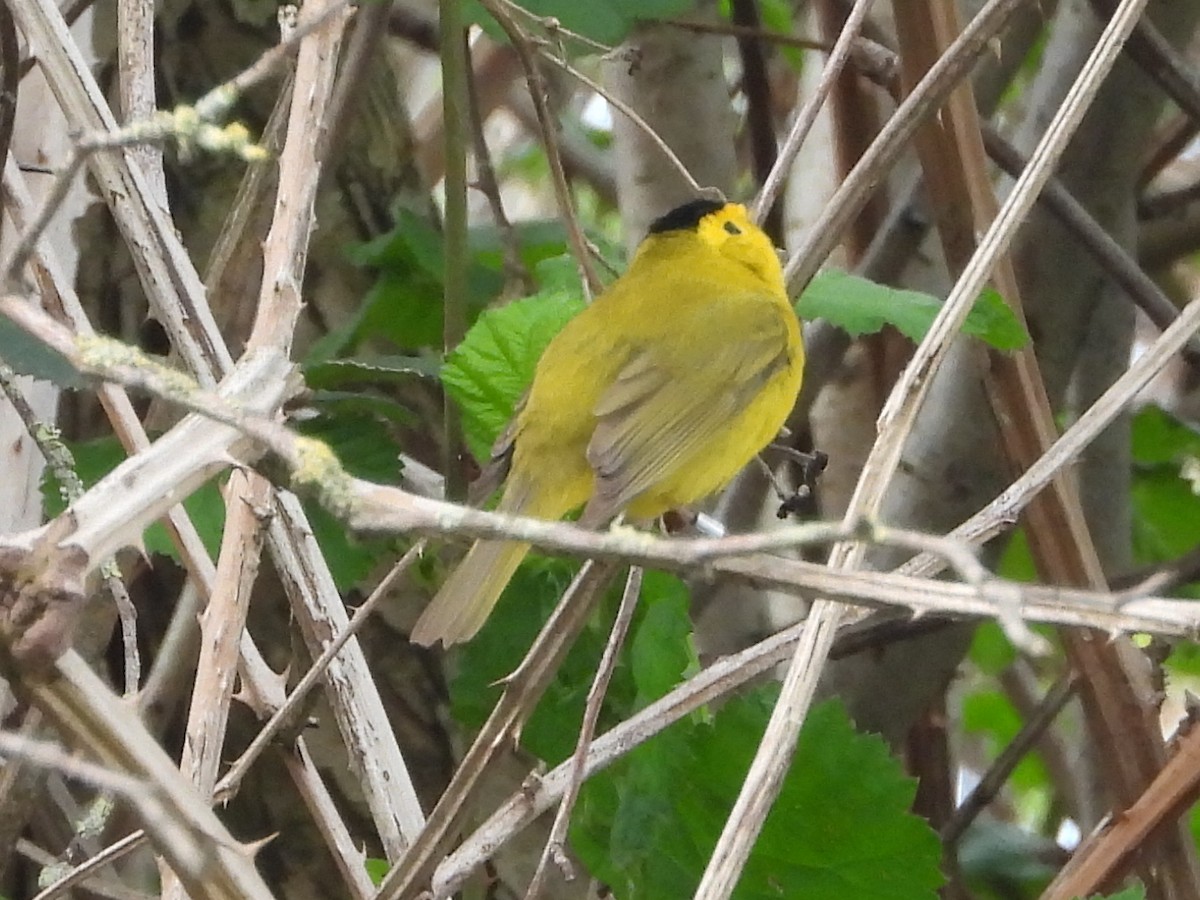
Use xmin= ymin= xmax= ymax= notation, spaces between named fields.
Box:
xmin=411 ymin=199 xmax=804 ymax=646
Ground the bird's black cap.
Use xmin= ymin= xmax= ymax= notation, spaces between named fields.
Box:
xmin=647 ymin=198 xmax=726 ymax=235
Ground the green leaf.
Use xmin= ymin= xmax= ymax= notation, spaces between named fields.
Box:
xmin=472 ymin=218 xmax=602 ymax=276
xmin=1128 ymin=407 xmax=1200 ymax=598
xmin=1132 ymin=404 xmax=1200 ymax=465
xmin=301 ymin=390 xmax=416 ymax=428
xmin=364 ymin=858 xmax=388 ymax=886
xmin=469 ymin=0 xmax=696 ymax=47
xmin=450 ymin=566 xmax=686 ymax=765
xmin=293 ymin=412 xmax=405 ymax=589
xmin=449 ymin=556 xmax=586 ymax=745
xmin=755 ymin=0 xmax=806 ymax=69
xmin=961 ymin=690 xmax=1050 ymax=797
xmin=1075 ymin=887 xmax=1145 ymax=900
xmin=1167 ymin=642 xmax=1200 ymax=677
xmin=1133 ymin=406 xmax=1200 ymax=711
xmin=1132 ymin=468 xmax=1200 ymax=565
xmin=967 ymin=288 xmax=1031 ymax=349
xmin=441 ymin=285 xmax=585 ymax=460
xmin=337 ymin=213 xmax=591 ymax=364
xmin=995 ymin=527 xmax=1037 ymax=583
xmin=629 ymin=574 xmax=697 ymax=707
xmin=341 ymin=208 xmax=501 ymax=353
xmin=530 ymin=251 xmax=596 ymax=296
xmin=0 ymin=310 xmax=85 ymax=388
xmin=574 ymin=696 xmax=944 ymax=900
xmin=303 ymin=499 xmax=396 ymax=592
xmin=968 ymin=621 xmax=1017 ymax=676
xmin=354 ymin=271 xmax=462 ymax=352
xmin=958 ymin=818 xmax=1056 ymax=893
xmin=796 ymin=270 xmax=1029 ymax=351
xmin=349 ymin=207 xmax=446 ymax=273
xmin=296 ymin=409 xmax=407 ymax=483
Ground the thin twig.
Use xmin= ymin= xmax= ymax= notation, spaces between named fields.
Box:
xmin=0 ymin=732 xmax=146 ymax=800
xmin=0 ymin=0 xmax=18 ymax=173
xmin=214 ymin=545 xmax=424 ymax=802
xmin=1112 ymin=543 xmax=1200 ymax=598
xmin=524 ymin=567 xmax=644 ymax=899
xmin=284 ymin=739 xmax=377 ymax=899
xmin=106 ymin=570 xmax=140 ymax=696
xmin=0 ymin=365 xmax=141 ymax=694
xmin=135 ymin=581 xmax=202 ymax=722
xmin=732 ymin=0 xmax=782 ymax=239
xmin=442 ymin=0 xmax=470 ymax=501
xmin=117 ymin=0 xmax=167 ymax=207
xmin=752 ymin=0 xmax=877 ymax=223
xmin=535 ymin=50 xmax=702 ymax=200
xmin=319 ymin=0 xmax=388 ymax=167
xmin=663 ymin=15 xmax=835 ymax=50
xmin=1087 ymin=0 xmax=1200 ymax=124
xmin=699 ymin=1 xmax=1147 ymax=895
xmin=1040 ymin=708 xmax=1200 ymax=899
xmin=782 ymin=0 xmax=1033 ymax=288
xmin=983 ymin=125 xmax=1200 ymax=361
xmin=173 ymin=473 xmax=269 ymax=808
xmin=1139 ymin=113 xmax=1200 ymax=191
xmin=1002 ymin=661 xmax=1089 ymax=826
xmin=196 ymin=0 xmax=354 ymax=120
xmin=466 ymin=34 xmax=534 ymax=296
xmin=477 ymin=0 xmax=601 ymax=297
xmin=376 ymin=561 xmax=621 ymax=899
xmin=489 ymin=0 xmax=612 ymax=55
xmin=1140 ymin=179 xmax=1200 ymax=219
xmin=30 ymin=829 xmax=147 ymax=900
xmin=0 ymin=149 xmax=87 ymax=287
xmin=660 ymin=13 xmax=898 ymax=86
xmin=942 ymin=672 xmax=1078 ymax=844
xmin=17 ymin=0 xmax=97 ymax=80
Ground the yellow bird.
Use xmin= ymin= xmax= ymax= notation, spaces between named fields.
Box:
xmin=412 ymin=199 xmax=804 ymax=647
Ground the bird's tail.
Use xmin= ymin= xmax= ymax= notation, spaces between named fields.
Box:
xmin=410 ymin=481 xmax=544 ymax=647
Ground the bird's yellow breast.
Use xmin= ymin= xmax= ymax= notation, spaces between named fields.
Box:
xmin=507 ymin=210 xmax=803 ymax=522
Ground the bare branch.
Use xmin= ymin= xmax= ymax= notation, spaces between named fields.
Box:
xmin=783 ymin=0 xmax=1034 ymax=289
xmin=524 ymin=567 xmax=643 ymax=899
xmin=475 ymin=0 xmax=602 ymax=297
xmin=752 ymin=0 xmax=876 ymax=223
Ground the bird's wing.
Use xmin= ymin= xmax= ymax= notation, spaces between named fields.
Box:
xmin=468 ymin=390 xmax=527 ymax=506
xmin=583 ymin=297 xmax=793 ymax=524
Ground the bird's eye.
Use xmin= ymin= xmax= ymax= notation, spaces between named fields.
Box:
xmin=724 ymin=221 xmax=742 ymax=235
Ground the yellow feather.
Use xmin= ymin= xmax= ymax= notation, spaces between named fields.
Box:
xmin=411 ymin=201 xmax=804 ymax=647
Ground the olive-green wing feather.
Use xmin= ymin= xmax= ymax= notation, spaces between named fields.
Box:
xmin=582 ymin=298 xmax=793 ymax=524
xmin=468 ymin=389 xmax=527 ymax=506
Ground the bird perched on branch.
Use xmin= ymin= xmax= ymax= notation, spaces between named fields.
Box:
xmin=412 ymin=199 xmax=804 ymax=647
